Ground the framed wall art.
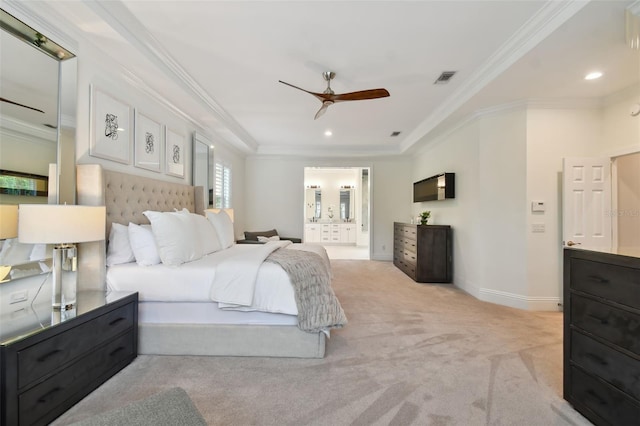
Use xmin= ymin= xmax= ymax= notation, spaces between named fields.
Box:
xmin=165 ymin=128 xmax=185 ymax=178
xmin=134 ymin=110 xmax=162 ymax=172
xmin=89 ymin=85 xmax=132 ymax=164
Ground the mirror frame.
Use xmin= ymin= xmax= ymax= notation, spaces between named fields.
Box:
xmin=0 ymin=6 xmax=77 ymax=283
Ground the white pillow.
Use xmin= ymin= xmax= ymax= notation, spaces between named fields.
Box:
xmin=189 ymin=212 xmax=222 ymax=254
xmin=128 ymin=223 xmax=161 ymax=266
xmin=206 ymin=210 xmax=234 ymax=249
xmin=257 ymin=235 xmax=280 ymax=242
xmin=106 ymin=223 xmax=135 ymax=266
xmin=144 ymin=210 xmax=203 ymax=266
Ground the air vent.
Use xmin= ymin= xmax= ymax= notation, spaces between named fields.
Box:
xmin=434 ymin=71 xmax=457 ymax=84
xmin=390 ymin=131 xmax=401 ymax=137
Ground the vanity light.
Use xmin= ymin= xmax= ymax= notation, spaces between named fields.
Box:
xmin=584 ymin=71 xmax=603 ymax=80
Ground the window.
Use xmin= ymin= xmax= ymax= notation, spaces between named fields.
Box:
xmin=214 ymin=161 xmax=232 ymax=208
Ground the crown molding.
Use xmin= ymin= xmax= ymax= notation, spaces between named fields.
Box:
xmin=629 ymin=1 xmax=640 ymax=15
xmin=0 ymin=115 xmax=57 ymax=141
xmin=255 ymin=143 xmax=403 ymax=158
xmin=400 ymin=0 xmax=590 ymax=154
xmin=85 ymin=0 xmax=259 ymax=154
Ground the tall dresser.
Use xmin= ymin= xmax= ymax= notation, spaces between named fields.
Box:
xmin=393 ymin=222 xmax=452 ymax=283
xmin=563 ymin=248 xmax=640 ymax=425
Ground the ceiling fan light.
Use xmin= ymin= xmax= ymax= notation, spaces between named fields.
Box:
xmin=584 ymin=71 xmax=603 ymax=80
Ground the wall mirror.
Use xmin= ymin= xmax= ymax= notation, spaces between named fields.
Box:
xmin=305 ymin=187 xmax=321 ymax=220
xmin=340 ymin=186 xmax=355 ymax=221
xmin=0 ymin=8 xmax=77 ymax=283
xmin=193 ymin=132 xmax=212 ymax=208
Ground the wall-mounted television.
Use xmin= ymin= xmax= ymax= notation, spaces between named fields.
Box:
xmin=413 ymin=173 xmax=455 ymax=202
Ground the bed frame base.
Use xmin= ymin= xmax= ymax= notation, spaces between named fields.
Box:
xmin=138 ymin=323 xmax=326 ymax=358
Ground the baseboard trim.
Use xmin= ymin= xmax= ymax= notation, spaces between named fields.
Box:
xmin=479 ymin=288 xmax=561 ymax=311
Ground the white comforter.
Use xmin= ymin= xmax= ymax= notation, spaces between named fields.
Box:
xmin=106 ymin=242 xmax=330 ymax=316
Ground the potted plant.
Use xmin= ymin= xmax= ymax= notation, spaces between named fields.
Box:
xmin=419 ymin=211 xmax=431 ymax=225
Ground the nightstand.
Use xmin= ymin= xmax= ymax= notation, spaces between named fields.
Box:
xmin=0 ymin=291 xmax=138 ymax=426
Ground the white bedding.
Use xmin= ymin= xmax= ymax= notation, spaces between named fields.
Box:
xmin=106 ymin=242 xmax=331 ymax=316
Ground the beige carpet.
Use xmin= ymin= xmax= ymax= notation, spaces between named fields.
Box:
xmin=53 ymin=260 xmax=591 ymax=426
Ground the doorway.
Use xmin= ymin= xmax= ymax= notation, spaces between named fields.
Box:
xmin=303 ymin=166 xmax=371 ymax=260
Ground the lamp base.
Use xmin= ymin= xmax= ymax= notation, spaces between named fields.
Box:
xmin=52 ymin=244 xmax=77 ymax=311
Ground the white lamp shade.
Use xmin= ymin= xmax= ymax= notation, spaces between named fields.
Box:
xmin=18 ymin=204 xmax=106 ymax=244
xmin=0 ymin=205 xmax=19 ymax=239
xmin=205 ymin=208 xmax=234 ymax=223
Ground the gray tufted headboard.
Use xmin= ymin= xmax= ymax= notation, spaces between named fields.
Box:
xmin=76 ymin=164 xmax=204 ymax=290
xmin=103 ymin=169 xmax=204 ymax=238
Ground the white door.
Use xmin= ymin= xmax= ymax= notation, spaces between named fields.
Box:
xmin=562 ymin=157 xmax=612 ymax=251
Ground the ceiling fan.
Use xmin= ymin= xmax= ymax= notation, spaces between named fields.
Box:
xmin=279 ymin=71 xmax=390 ymax=119
xmin=0 ymin=97 xmax=44 ymax=114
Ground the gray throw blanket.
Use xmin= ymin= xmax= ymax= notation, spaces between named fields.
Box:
xmin=266 ymin=249 xmax=347 ymax=333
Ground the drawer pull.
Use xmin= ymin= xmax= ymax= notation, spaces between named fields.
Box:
xmin=37 ymin=349 xmax=62 ymax=363
xmin=587 ymin=314 xmax=608 ymax=325
xmin=586 ymin=389 xmax=607 ymax=406
xmin=109 ymin=346 xmax=125 ymax=357
xmin=585 ymin=353 xmax=608 ymax=366
xmin=109 ymin=317 xmax=126 ymax=326
xmin=38 ymin=387 xmax=61 ymax=403
xmin=587 ymin=275 xmax=610 ymax=284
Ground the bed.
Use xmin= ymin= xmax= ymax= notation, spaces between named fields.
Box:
xmin=76 ymin=165 xmax=345 ymax=358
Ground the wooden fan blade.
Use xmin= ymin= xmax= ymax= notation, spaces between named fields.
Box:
xmin=279 ymin=80 xmax=328 ymax=102
xmin=0 ymin=97 xmax=45 ymax=113
xmin=330 ymin=88 xmax=390 ymax=102
xmin=314 ymin=101 xmax=333 ymax=120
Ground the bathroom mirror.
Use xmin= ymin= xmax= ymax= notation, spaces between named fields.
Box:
xmin=339 ymin=187 xmax=355 ymax=221
xmin=305 ymin=187 xmax=321 ymax=220
xmin=0 ymin=8 xmax=77 ymax=283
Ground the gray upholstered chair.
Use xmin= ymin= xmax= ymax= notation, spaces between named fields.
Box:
xmin=236 ymin=229 xmax=302 ymax=244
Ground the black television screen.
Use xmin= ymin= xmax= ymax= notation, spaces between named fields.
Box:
xmin=413 ymin=173 xmax=455 ymax=202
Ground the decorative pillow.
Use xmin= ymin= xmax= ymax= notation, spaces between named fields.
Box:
xmin=189 ymin=211 xmax=222 ymax=255
xmin=128 ymin=223 xmax=161 ymax=266
xmin=244 ymin=229 xmax=278 ymax=241
xmin=206 ymin=210 xmax=234 ymax=249
xmin=257 ymin=235 xmax=280 ymax=242
xmin=144 ymin=210 xmax=203 ymax=266
xmin=106 ymin=223 xmax=135 ymax=266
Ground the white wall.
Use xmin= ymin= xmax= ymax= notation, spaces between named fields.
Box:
xmin=245 ymin=156 xmax=411 ymax=260
xmin=616 ymin=152 xmax=640 ymax=256
xmin=525 ymin=108 xmax=602 ymax=307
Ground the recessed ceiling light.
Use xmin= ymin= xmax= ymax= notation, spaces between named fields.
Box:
xmin=324 ymin=130 xmax=332 ymax=137
xmin=584 ymin=71 xmax=603 ymax=80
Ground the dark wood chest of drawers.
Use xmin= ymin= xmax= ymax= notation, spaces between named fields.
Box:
xmin=393 ymin=222 xmax=452 ymax=283
xmin=563 ymin=249 xmax=640 ymax=425
xmin=0 ymin=291 xmax=138 ymax=426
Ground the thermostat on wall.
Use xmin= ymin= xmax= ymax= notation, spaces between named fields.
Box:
xmin=531 ymin=201 xmax=545 ymax=213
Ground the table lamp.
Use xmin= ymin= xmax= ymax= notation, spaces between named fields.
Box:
xmin=18 ymin=204 xmax=105 ymax=311
xmin=0 ymin=204 xmax=18 ymax=240
xmin=205 ymin=208 xmax=234 ymax=222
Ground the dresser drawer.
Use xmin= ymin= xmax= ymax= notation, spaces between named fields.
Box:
xmin=570 ymin=259 xmax=640 ymax=308
xmin=569 ymin=365 xmax=640 ymax=426
xmin=18 ymin=331 xmax=135 ymax=426
xmin=18 ymin=303 xmax=134 ymax=388
xmin=401 ymin=226 xmax=417 ymax=241
xmin=571 ymin=294 xmax=640 ymax=355
xmin=570 ymin=331 xmax=640 ymax=400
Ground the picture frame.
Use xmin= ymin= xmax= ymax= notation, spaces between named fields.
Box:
xmin=89 ymin=85 xmax=132 ymax=164
xmin=134 ymin=110 xmax=162 ymax=172
xmin=165 ymin=128 xmax=185 ymax=178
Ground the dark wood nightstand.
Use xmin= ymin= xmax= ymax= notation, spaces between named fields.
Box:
xmin=0 ymin=291 xmax=138 ymax=426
